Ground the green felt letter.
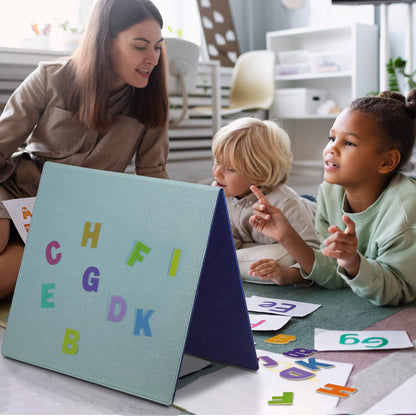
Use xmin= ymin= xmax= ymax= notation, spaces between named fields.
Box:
xmin=41 ymin=283 xmax=56 ymax=308
xmin=126 ymin=241 xmax=151 ymax=267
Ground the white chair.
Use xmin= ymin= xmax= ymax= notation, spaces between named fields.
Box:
xmin=191 ymin=50 xmax=275 ymax=117
xmin=164 ymin=37 xmax=200 ymax=127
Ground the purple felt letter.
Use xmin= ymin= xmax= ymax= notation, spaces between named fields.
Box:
xmin=46 ymin=241 xmax=62 ymax=265
xmin=107 ymin=295 xmax=127 ymax=323
xmin=82 ymin=266 xmax=100 ymax=292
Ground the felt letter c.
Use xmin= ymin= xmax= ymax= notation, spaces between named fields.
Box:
xmin=45 ymin=241 xmax=62 ymax=265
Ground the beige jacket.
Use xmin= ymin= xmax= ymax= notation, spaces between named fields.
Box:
xmin=0 ymin=59 xmax=169 ymax=193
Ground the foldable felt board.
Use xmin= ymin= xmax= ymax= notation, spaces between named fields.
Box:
xmin=2 ymin=162 xmax=258 ymax=405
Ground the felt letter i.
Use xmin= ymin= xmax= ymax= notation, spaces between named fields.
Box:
xmin=61 ymin=328 xmax=80 ymax=355
xmin=168 ymin=249 xmax=181 ymax=276
xmin=81 ymin=222 xmax=101 ymax=248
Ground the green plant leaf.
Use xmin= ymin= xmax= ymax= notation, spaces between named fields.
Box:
xmin=386 ymin=58 xmax=400 ymax=91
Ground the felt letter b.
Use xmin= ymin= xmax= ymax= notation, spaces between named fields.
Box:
xmin=269 ymin=334 xmax=296 ymax=345
xmin=61 ymin=328 xmax=80 ymax=355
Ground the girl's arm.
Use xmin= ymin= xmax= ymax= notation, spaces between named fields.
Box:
xmin=249 ymin=185 xmax=315 ymax=274
xmin=248 ymin=259 xmax=306 ymax=285
xmin=337 ymin=226 xmax=416 ymax=306
xmin=311 ymin=181 xmax=416 ymax=304
xmin=322 ymin=214 xmax=361 ymax=277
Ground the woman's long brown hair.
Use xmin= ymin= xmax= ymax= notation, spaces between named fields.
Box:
xmin=62 ymin=0 xmax=168 ymax=133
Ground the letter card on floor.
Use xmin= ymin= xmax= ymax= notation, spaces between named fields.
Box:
xmin=2 ymin=162 xmax=258 ymax=405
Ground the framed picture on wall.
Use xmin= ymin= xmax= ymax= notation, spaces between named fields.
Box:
xmin=197 ymin=0 xmax=240 ymax=67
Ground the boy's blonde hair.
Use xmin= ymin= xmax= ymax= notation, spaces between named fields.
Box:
xmin=212 ymin=117 xmax=293 ymax=192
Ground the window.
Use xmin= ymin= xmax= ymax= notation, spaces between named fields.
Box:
xmin=0 ymin=0 xmax=94 ymax=49
xmin=0 ymin=0 xmax=202 ymax=51
xmin=153 ymin=0 xmax=202 ymax=46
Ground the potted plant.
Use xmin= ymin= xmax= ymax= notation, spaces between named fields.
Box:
xmin=386 ymin=57 xmax=416 ymax=94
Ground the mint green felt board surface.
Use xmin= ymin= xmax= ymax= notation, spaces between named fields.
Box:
xmin=1 ymin=162 xmax=238 ymax=405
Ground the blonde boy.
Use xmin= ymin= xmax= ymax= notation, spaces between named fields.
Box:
xmin=212 ymin=117 xmax=320 ymax=284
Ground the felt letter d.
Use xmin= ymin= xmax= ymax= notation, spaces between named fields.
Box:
xmin=107 ymin=295 xmax=127 ymax=323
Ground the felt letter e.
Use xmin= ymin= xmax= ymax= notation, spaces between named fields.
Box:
xmin=41 ymin=283 xmax=55 ymax=308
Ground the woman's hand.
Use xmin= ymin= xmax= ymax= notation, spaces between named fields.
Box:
xmin=322 ymin=215 xmax=360 ymax=278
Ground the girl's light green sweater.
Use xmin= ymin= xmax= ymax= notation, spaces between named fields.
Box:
xmin=304 ymin=174 xmax=416 ymax=306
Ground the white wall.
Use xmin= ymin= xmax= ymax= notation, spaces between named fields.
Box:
xmin=230 ymin=0 xmax=414 ymax=75
xmin=385 ymin=3 xmax=415 ymax=70
xmin=229 ymin=0 xmax=375 ymax=52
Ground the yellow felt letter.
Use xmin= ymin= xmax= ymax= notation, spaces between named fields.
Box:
xmin=61 ymin=328 xmax=80 ymax=355
xmin=81 ymin=222 xmax=101 ymax=248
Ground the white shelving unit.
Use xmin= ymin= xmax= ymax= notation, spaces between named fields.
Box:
xmin=266 ymin=24 xmax=379 ymax=195
xmin=267 ymin=23 xmax=380 ymax=111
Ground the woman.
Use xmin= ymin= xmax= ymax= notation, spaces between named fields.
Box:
xmin=0 ymin=0 xmax=170 ymax=298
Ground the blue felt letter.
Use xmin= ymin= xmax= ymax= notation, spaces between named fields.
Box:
xmin=295 ymin=358 xmax=334 ymax=371
xmin=134 ymin=309 xmax=154 ymax=337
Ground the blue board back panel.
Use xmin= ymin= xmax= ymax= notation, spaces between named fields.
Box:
xmin=185 ymin=192 xmax=258 ymax=370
